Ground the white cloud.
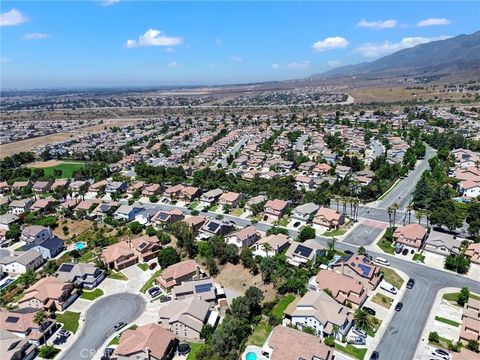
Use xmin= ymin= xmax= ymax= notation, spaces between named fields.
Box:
xmin=357 ymin=19 xmax=397 ymax=30
xmin=165 ymin=47 xmax=176 ymax=53
xmin=417 ymin=18 xmax=451 ymax=27
xmin=356 ymin=36 xmax=451 ymax=58
xmin=0 ymin=9 xmax=28 ymax=27
xmin=327 ymin=60 xmax=341 ymax=67
xmin=125 ymin=29 xmax=183 ymax=48
xmin=101 ymin=0 xmax=120 ymax=6
xmin=0 ymin=57 xmax=11 ymax=64
xmin=230 ymin=55 xmax=243 ymax=62
xmin=215 ymin=38 xmax=223 ymax=47
xmin=270 ymin=63 xmax=280 ymax=69
xmin=312 ymin=36 xmax=349 ymax=52
xmin=168 ymin=61 xmax=178 ymax=68
xmin=23 ymin=32 xmax=49 ymax=40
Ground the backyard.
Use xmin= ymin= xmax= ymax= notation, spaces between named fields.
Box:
xmin=246 ymin=320 xmax=272 ymax=346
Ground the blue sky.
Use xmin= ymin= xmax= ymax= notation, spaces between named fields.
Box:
xmin=1 ymin=1 xmax=478 ymax=89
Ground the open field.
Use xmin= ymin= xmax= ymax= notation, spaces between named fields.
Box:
xmin=351 ymin=86 xmax=469 ymax=103
xmin=30 ymin=161 xmax=86 ymax=178
xmin=0 ymin=118 xmax=143 ymax=158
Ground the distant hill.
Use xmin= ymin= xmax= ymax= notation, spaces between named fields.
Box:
xmin=315 ymin=31 xmax=480 ymax=78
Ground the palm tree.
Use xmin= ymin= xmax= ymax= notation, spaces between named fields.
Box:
xmin=416 ymin=210 xmax=425 ymax=225
xmin=387 ymin=206 xmax=394 ymax=229
xmin=33 ymin=310 xmax=47 ymax=345
xmin=353 ymin=308 xmax=373 ymax=333
xmin=392 ymin=202 xmax=399 ymax=228
xmin=261 ymin=243 xmax=273 ymax=258
xmin=328 ymin=237 xmax=336 ymax=252
xmin=406 ymin=202 xmax=414 ymax=224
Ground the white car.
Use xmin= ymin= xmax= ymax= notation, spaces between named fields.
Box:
xmin=380 ymin=281 xmax=397 ymax=295
xmin=431 ymin=348 xmax=450 ymax=360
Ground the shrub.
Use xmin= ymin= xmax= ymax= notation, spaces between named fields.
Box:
xmin=428 ymin=331 xmax=440 ymax=343
xmin=324 ymin=336 xmax=335 ymax=347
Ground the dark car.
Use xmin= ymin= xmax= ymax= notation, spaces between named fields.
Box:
xmin=345 ymin=250 xmax=354 ymax=256
xmin=364 ymin=253 xmax=373 ymax=261
xmin=370 ymin=351 xmax=379 ymax=360
xmin=114 ymin=322 xmax=126 ymax=331
xmin=149 ymin=262 xmax=157 ymax=270
xmin=395 ymin=302 xmax=403 ymax=311
xmin=160 ymin=295 xmax=172 ymax=303
xmin=363 ymin=306 xmax=376 ymax=316
xmin=101 ymin=347 xmax=115 ymax=360
xmin=402 ymin=248 xmax=409 ymax=256
xmin=407 ymin=278 xmax=415 ymax=289
xmin=148 ymin=286 xmax=161 ymax=296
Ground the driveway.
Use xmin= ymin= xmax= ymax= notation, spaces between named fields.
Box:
xmin=60 ymin=293 xmax=145 ymax=360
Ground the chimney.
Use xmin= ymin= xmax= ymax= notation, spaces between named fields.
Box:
xmin=145 ymin=347 xmax=151 ymax=360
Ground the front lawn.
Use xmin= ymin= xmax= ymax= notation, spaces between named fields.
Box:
xmin=323 ymin=228 xmax=347 ymax=237
xmin=371 ymin=293 xmax=394 ymax=309
xmin=187 ymin=343 xmax=206 ymax=360
xmin=140 ymin=269 xmax=162 ymax=293
xmin=377 ymin=238 xmax=395 ymax=254
xmin=209 ymin=205 xmax=219 ymax=212
xmin=335 ymin=343 xmax=367 ymax=360
xmin=277 ymin=217 xmax=290 ymax=227
xmin=80 ymin=288 xmax=104 ymax=301
xmin=435 ymin=316 xmax=461 ymax=327
xmin=413 ymin=252 xmax=425 ymax=263
xmin=366 ymin=316 xmax=382 ymax=337
xmin=443 ymin=292 xmax=480 ymax=304
xmin=108 ymin=324 xmax=138 ymax=346
xmin=137 ymin=263 xmax=149 ymax=271
xmin=56 ymin=311 xmax=81 ymax=333
xmin=231 ymin=207 xmax=244 ymax=216
xmin=271 ymin=294 xmax=296 ymax=320
xmin=380 ymin=267 xmax=404 ymax=289
xmin=246 ymin=320 xmax=272 ymax=346
xmin=108 ymin=270 xmax=128 ymax=281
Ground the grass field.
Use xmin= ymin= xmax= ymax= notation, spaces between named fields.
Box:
xmin=443 ymin=291 xmax=480 ymax=304
xmin=108 ymin=270 xmax=128 ymax=281
xmin=371 ymin=293 xmax=394 ymax=309
xmin=335 ymin=343 xmax=367 ymax=360
xmin=413 ymin=252 xmax=426 ymax=263
xmin=32 ymin=162 xmax=86 ymax=179
xmin=137 ymin=263 xmax=149 ymax=271
xmin=380 ymin=267 xmax=404 ymax=289
xmin=247 ymin=320 xmax=273 ymax=346
xmin=271 ymin=294 xmax=296 ymax=319
xmin=435 ymin=316 xmax=461 ymax=327
xmin=56 ymin=311 xmax=81 ymax=333
xmin=323 ymin=228 xmax=347 ymax=237
xmin=187 ymin=343 xmax=206 ymax=360
xmin=80 ymin=288 xmax=104 ymax=301
xmin=377 ymin=238 xmax=395 ymax=254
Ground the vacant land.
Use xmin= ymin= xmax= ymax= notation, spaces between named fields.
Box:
xmin=380 ymin=267 xmax=404 ymax=289
xmin=53 ymin=219 xmax=94 ymax=240
xmin=214 ymin=263 xmax=276 ymax=301
xmin=351 ymin=86 xmax=468 ymax=103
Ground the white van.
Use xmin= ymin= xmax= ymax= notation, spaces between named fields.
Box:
xmin=380 ymin=281 xmax=397 ymax=295
xmin=374 ymin=256 xmax=390 ymax=266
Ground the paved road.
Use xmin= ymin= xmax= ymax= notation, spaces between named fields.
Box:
xmin=60 ymin=293 xmax=145 ymax=360
xmin=295 ymin=134 xmax=308 ymax=151
xmin=214 ymin=135 xmax=250 ymax=168
xmin=0 ymin=249 xmax=10 ymax=259
xmin=342 ymin=223 xmax=385 ymax=246
xmin=377 ymin=145 xmax=436 ymax=211
xmin=370 ymin=139 xmax=384 ymax=158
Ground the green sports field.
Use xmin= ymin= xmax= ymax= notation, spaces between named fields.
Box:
xmin=33 ymin=162 xmax=86 ymax=179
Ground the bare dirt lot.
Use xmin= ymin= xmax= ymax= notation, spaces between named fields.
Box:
xmin=351 ymin=86 xmax=469 ymax=103
xmin=29 ymin=160 xmax=63 ymax=168
xmin=0 ymin=118 xmax=143 ymax=158
xmin=214 ymin=262 xmax=276 ymax=301
xmin=54 ymin=219 xmax=95 ymax=240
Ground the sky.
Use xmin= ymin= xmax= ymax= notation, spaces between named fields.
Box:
xmin=1 ymin=1 xmax=479 ymax=89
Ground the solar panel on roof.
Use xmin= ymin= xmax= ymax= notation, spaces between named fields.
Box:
xmin=195 ymin=283 xmax=213 ymax=293
xmin=158 ymin=212 xmax=169 ymax=220
xmin=6 ymin=316 xmax=19 ymax=323
xmin=294 ymin=244 xmax=313 ymax=258
xmin=139 ymin=242 xmax=147 ymax=249
xmin=59 ymin=264 xmax=74 ymax=273
xmin=358 ymin=263 xmax=371 ymax=277
xmin=207 ymin=222 xmax=220 ymax=232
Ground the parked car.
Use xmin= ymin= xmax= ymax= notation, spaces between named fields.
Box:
xmin=395 ymin=243 xmax=404 ymax=254
xmin=101 ymin=347 xmax=115 ymax=360
xmin=370 ymin=351 xmax=380 ymax=360
xmin=364 ymin=253 xmax=373 ymax=261
xmin=352 ymin=327 xmax=367 ymax=338
xmin=406 ymin=278 xmax=415 ymax=289
xmin=58 ymin=329 xmax=71 ymax=338
xmin=114 ymin=322 xmax=126 ymax=331
xmin=160 ymin=295 xmax=172 ymax=303
xmin=431 ymin=348 xmax=450 ymax=360
xmin=363 ymin=306 xmax=376 ymax=316
xmin=148 ymin=286 xmax=161 ymax=297
xmin=149 ymin=262 xmax=157 ymax=270
xmin=402 ymin=248 xmax=409 ymax=256
xmin=380 ymin=281 xmax=397 ymax=295
xmin=345 ymin=250 xmax=354 ymax=255
xmin=374 ymin=256 xmax=390 ymax=266
xmin=347 ymin=336 xmax=366 ymax=345
xmin=395 ymin=302 xmax=403 ymax=311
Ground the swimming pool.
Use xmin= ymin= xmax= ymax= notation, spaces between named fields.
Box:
xmin=74 ymin=242 xmax=86 ymax=251
xmin=246 ymin=352 xmax=257 ymax=360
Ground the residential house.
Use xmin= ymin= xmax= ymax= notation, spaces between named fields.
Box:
xmin=313 ymin=207 xmax=345 ymax=230
xmin=183 ymin=216 xmax=207 ymax=232
xmin=9 ymin=199 xmax=33 ymax=215
xmin=21 ymin=226 xmax=53 ymax=244
xmin=164 ymin=184 xmax=184 ymax=200
xmin=291 ymin=203 xmax=319 ymax=225
xmin=106 ymin=181 xmax=127 ymax=194
xmin=245 ymin=195 xmax=267 ymax=212
xmin=200 ymin=188 xmax=223 ymax=207
xmin=130 ymin=235 xmax=161 ymax=262
xmin=285 ymin=239 xmax=325 ymax=267
xmin=23 ymin=237 xmax=64 ymax=259
xmin=112 ymin=323 xmax=176 ymax=360
xmin=199 ymin=219 xmax=234 ymax=239
xmin=181 ymin=186 xmax=202 ymax=202
xmin=18 ymin=276 xmax=78 ymax=311
xmin=284 ymin=291 xmax=353 ymax=340
xmin=172 ymin=278 xmax=218 ymax=303
xmin=156 ymin=260 xmax=200 ymax=291
xmin=313 ymin=270 xmax=367 ymax=308
xmin=225 ymin=225 xmax=260 ymax=249
xmin=264 ymin=199 xmax=289 ymax=221
xmin=424 ymin=230 xmax=462 ymax=256
xmin=151 ymin=208 xmax=184 ymax=226
xmin=102 ymin=241 xmax=137 ymax=270
xmin=0 ymin=311 xmax=57 ymax=347
xmin=330 ymin=255 xmax=382 ymax=290
xmin=30 ymin=199 xmax=56 ymax=213
xmin=393 ymin=223 xmax=427 ymax=252
xmin=142 ymin=183 xmax=160 ymax=197
xmin=253 ymin=234 xmax=291 ymax=257
xmin=460 ymin=298 xmax=480 ymax=344
xmin=261 ymin=325 xmax=333 ymax=360
xmin=458 ymin=180 xmax=480 ymax=198
xmin=158 ymin=296 xmax=210 ymax=340
xmin=0 ymin=213 xmax=19 ymax=230
xmin=0 ymin=249 xmax=44 ymax=274
xmin=0 ymin=328 xmax=37 ymax=359
xmin=114 ymin=204 xmax=143 ymax=221
xmin=465 ymin=243 xmax=480 ymax=265
xmin=55 ymin=262 xmax=106 ymax=289
xmin=32 ymin=181 xmax=52 ymax=194
xmin=295 ymin=175 xmax=315 ymax=190
xmin=218 ymin=191 xmax=244 ymax=208
xmin=335 ymin=165 xmax=352 ymax=179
